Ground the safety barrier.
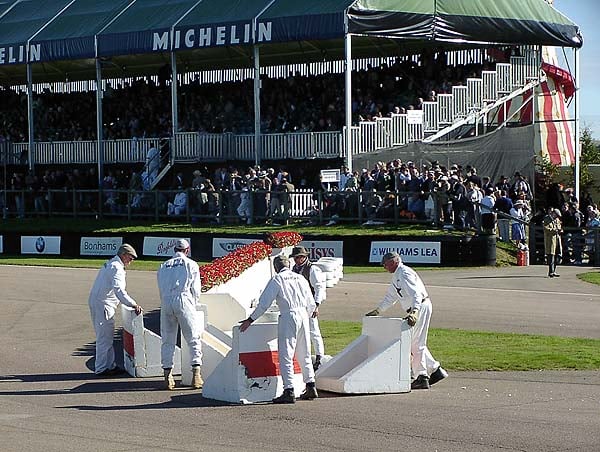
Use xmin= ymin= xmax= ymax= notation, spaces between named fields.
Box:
xmin=121 ymin=305 xmax=182 ymax=377
xmin=202 ymin=323 xmax=306 ymax=404
xmin=314 ymin=257 xmax=344 ymax=288
xmin=316 ymin=316 xmax=411 ymax=394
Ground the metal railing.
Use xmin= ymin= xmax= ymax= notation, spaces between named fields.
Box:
xmin=0 ymin=187 xmax=439 ymax=227
xmin=530 ymin=225 xmax=599 ymax=266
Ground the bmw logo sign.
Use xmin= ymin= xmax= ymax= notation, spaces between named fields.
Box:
xmin=35 ymin=236 xmax=45 ymax=253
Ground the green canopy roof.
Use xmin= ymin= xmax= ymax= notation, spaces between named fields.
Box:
xmin=0 ymin=0 xmax=582 ymax=85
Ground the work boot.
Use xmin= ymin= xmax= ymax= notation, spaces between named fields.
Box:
xmin=298 ymin=382 xmax=319 ymax=400
xmin=164 ymin=368 xmax=175 ymax=390
xmin=272 ymin=388 xmax=295 ymax=404
xmin=411 ymin=375 xmax=430 ymax=390
xmin=192 ymin=366 xmax=203 ymax=389
xmin=313 ymin=355 xmax=322 ymax=371
xmin=429 ymin=366 xmax=448 ymax=386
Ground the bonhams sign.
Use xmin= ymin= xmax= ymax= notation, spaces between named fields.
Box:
xmin=80 ymin=237 xmax=123 ymax=256
xmin=144 ymin=236 xmax=192 ymax=257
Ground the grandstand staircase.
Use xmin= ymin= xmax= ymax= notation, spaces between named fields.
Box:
xmin=349 ymin=49 xmax=543 ymax=153
xmin=150 ymin=161 xmax=173 ymax=190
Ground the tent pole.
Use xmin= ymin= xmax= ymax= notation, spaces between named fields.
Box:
xmin=344 ymin=33 xmax=352 ymax=172
xmin=574 ymin=47 xmax=580 ymax=201
xmin=26 ymin=63 xmax=34 ymax=172
xmin=253 ymin=45 xmax=261 ymax=167
xmin=95 ymin=59 xmax=104 ymax=198
xmin=171 ymin=51 xmax=179 ymax=161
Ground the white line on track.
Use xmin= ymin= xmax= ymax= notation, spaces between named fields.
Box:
xmin=341 ymin=280 xmax=600 ymax=298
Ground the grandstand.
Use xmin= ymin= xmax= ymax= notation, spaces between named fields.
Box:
xmin=0 ymin=0 xmax=583 ymax=192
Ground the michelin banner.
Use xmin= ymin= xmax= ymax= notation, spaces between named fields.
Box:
xmin=144 ymin=237 xmax=192 ymax=257
xmin=369 ymin=241 xmax=441 ymax=264
xmin=80 ymin=237 xmax=123 ymax=256
xmin=21 ymin=236 xmax=61 ymax=255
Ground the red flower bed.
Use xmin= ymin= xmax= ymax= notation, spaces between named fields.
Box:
xmin=264 ymin=231 xmax=303 ymax=248
xmin=199 ymin=241 xmax=272 ymax=292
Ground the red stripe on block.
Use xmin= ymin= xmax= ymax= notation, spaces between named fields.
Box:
xmin=123 ymin=330 xmax=135 ymax=357
xmin=239 ymin=351 xmax=302 ymax=378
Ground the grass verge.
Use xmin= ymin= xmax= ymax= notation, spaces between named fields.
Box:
xmin=577 ymin=271 xmax=600 ymax=286
xmin=322 ymin=321 xmax=600 ymax=371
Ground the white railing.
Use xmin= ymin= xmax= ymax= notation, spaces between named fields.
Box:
xmin=375 ymin=117 xmax=392 ymax=149
xmin=452 ymin=85 xmax=468 ymax=118
xmin=11 ymin=48 xmax=541 ymax=165
xmin=467 ymin=78 xmax=483 ymax=111
xmin=390 ymin=113 xmax=409 ymax=146
xmin=481 ymin=71 xmax=497 ymax=103
xmin=438 ymin=94 xmax=453 ymax=125
xmin=290 ymin=188 xmax=315 ymax=216
xmin=423 ymin=102 xmax=439 ymax=133
xmin=497 ymin=63 xmax=512 ymax=95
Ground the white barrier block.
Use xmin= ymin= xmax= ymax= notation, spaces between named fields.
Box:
xmin=202 ymin=323 xmax=305 ymax=404
xmin=316 ymin=317 xmax=411 ymax=394
xmin=122 ymin=306 xmax=181 ymax=378
xmin=206 ymin=258 xmax=272 ymax=310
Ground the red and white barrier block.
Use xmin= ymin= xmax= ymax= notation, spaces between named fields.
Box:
xmin=202 ymin=322 xmax=305 ymax=404
xmin=121 ymin=306 xmax=181 ymax=378
xmin=316 ymin=316 xmax=411 ymax=394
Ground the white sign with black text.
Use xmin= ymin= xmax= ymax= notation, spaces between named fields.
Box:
xmin=212 ymin=238 xmax=256 ymax=258
xmin=320 ymin=169 xmax=340 ymax=183
xmin=299 ymin=240 xmax=343 ymax=261
xmin=21 ymin=236 xmax=61 ymax=255
xmin=80 ymin=237 xmax=123 ymax=256
xmin=369 ymin=241 xmax=441 ymax=264
xmin=407 ymin=110 xmax=423 ymax=125
xmin=143 ymin=236 xmax=192 ymax=257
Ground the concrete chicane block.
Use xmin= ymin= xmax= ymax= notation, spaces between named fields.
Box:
xmin=316 ymin=316 xmax=411 ymax=394
xmin=121 ymin=305 xmax=181 ymax=378
xmin=202 ymin=323 xmax=304 ymax=404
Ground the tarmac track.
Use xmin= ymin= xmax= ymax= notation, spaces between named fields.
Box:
xmin=1 ymin=263 xmax=599 ymax=452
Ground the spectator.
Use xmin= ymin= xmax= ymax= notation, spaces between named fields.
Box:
xmin=543 ymin=208 xmax=563 ymax=277
xmin=167 ymin=186 xmax=187 ymax=216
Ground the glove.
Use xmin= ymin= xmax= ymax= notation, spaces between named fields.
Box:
xmin=365 ymin=308 xmax=380 ymax=317
xmin=405 ymin=308 xmax=419 ymax=327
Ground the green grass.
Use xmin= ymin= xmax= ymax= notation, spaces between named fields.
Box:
xmin=321 ymin=321 xmax=600 ymax=371
xmin=578 ymin=271 xmax=600 ymax=286
xmin=0 ymin=217 xmax=460 ymax=237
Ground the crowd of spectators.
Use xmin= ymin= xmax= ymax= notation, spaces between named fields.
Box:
xmin=1 ymin=156 xmax=598 ymax=262
xmin=0 ymin=54 xmax=489 ymax=143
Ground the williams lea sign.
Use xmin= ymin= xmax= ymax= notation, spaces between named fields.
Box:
xmin=369 ymin=241 xmax=441 ymax=264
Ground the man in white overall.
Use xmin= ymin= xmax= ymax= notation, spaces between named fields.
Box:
xmin=157 ymin=239 xmax=203 ymax=390
xmin=239 ymin=255 xmax=318 ymax=404
xmin=290 ymin=246 xmax=327 ymax=370
xmin=366 ymin=251 xmax=448 ymax=390
xmin=88 ymin=244 xmax=143 ymax=376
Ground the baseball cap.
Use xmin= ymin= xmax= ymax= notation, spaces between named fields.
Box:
xmin=175 ymin=238 xmax=190 ymax=250
xmin=118 ymin=243 xmax=137 ymax=259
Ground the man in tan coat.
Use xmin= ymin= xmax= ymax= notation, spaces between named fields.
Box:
xmin=543 ymin=208 xmax=563 ymax=277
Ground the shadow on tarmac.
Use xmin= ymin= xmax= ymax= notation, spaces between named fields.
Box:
xmin=61 ymin=393 xmax=234 ymax=411
xmin=455 ymin=275 xmax=544 ymax=279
